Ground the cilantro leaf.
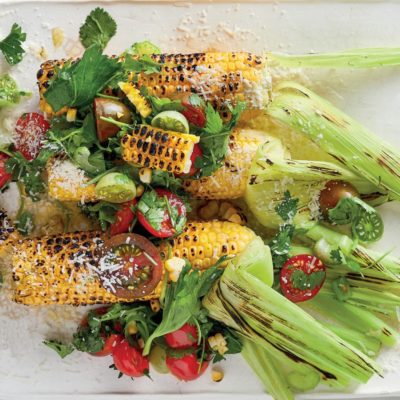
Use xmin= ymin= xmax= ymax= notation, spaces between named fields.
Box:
xmin=123 ymin=55 xmax=162 ymax=75
xmin=137 ymin=190 xmax=166 ymax=231
xmin=290 ymin=269 xmax=325 ymax=291
xmin=43 ymin=340 xmax=74 ymax=359
xmin=15 ymin=211 xmax=34 ymax=236
xmin=0 ymin=23 xmax=26 ymax=65
xmin=332 ymin=277 xmax=352 ymax=301
xmin=147 ymin=96 xmax=184 ymax=114
xmin=79 ymin=201 xmax=120 ymax=231
xmin=44 ymin=45 xmax=124 ymax=112
xmin=330 ymin=247 xmax=361 ymax=273
xmin=0 ymin=74 xmax=30 ymax=107
xmin=5 ymin=149 xmax=53 ymax=201
xmin=151 ymin=170 xmax=183 ymax=192
xmin=73 ymin=147 xmax=106 ymax=176
xmin=143 ymin=260 xmax=224 ymax=354
xmin=275 ymin=190 xmax=298 ymax=222
xmin=79 ymin=7 xmax=117 ymax=50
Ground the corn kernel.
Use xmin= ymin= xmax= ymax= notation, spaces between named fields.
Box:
xmin=211 ymin=368 xmax=224 ymax=382
xmin=150 ymin=299 xmax=160 ymax=313
xmin=139 ymin=168 xmax=152 ymax=184
xmin=136 ymin=184 xmax=145 ymax=197
xmin=66 ymin=108 xmax=77 ymax=122
xmin=227 ymin=213 xmax=246 ymax=225
xmin=208 ymin=333 xmax=228 ymax=356
xmin=127 ymin=322 xmax=138 ymax=335
xmin=198 ymin=200 xmax=219 ymax=220
xmin=165 ymin=257 xmax=186 ymax=282
xmin=218 ymin=201 xmax=232 ymax=218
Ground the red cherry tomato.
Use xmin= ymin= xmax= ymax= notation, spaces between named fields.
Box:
xmin=280 ymin=254 xmax=326 ymax=303
xmin=181 ymin=103 xmax=206 ymax=128
xmin=137 ymin=188 xmax=187 ymax=238
xmin=113 ymin=339 xmax=149 ymax=377
xmin=166 ymin=352 xmax=209 ymax=381
xmin=177 ymin=144 xmax=203 ymax=177
xmin=110 ymin=199 xmax=136 ymax=236
xmin=14 ymin=112 xmax=50 ymax=160
xmin=0 ymin=153 xmax=11 ymax=189
xmin=165 ymin=323 xmax=198 ymax=349
xmin=92 ymin=333 xmax=123 ymax=357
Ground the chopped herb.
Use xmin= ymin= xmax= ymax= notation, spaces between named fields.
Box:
xmin=73 ymin=147 xmax=106 ymax=176
xmin=330 ymin=247 xmax=362 ymax=273
xmin=0 ymin=23 xmax=26 ymax=65
xmin=123 ymin=55 xmax=162 ymax=75
xmin=188 ymin=94 xmax=205 ymax=108
xmin=43 ymin=340 xmax=74 ymax=359
xmin=150 ymin=170 xmax=183 ymax=193
xmin=44 ymin=45 xmax=124 ymax=112
xmin=275 ymin=190 xmax=298 ymax=222
xmin=332 ymin=277 xmax=352 ymax=301
xmin=80 ymin=201 xmax=120 ymax=231
xmin=15 ymin=211 xmax=34 ymax=236
xmin=136 ymin=190 xmax=166 ymax=231
xmin=0 ymin=74 xmax=30 ymax=107
xmin=290 ymin=269 xmax=325 ymax=291
xmin=79 ymin=7 xmax=117 ymax=50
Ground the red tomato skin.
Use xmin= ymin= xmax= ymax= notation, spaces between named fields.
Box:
xmin=109 ymin=200 xmax=136 ymax=236
xmin=181 ymin=103 xmax=206 ymax=128
xmin=14 ymin=112 xmax=50 ymax=160
xmin=0 ymin=153 xmax=11 ymax=189
xmin=165 ymin=323 xmax=198 ymax=349
xmin=176 ymin=144 xmax=203 ymax=178
xmin=166 ymin=353 xmax=209 ymax=381
xmin=113 ymin=340 xmax=149 ymax=377
xmin=137 ymin=188 xmax=186 ymax=238
xmin=92 ymin=334 xmax=123 ymax=357
xmin=280 ymin=255 xmax=326 ymax=303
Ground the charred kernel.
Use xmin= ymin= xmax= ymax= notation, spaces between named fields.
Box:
xmin=54 ymin=245 xmax=63 ymax=253
xmin=37 ymin=68 xmax=44 ymax=79
xmin=161 ymin=133 xmax=169 ymax=143
xmin=122 ymin=136 xmax=129 ymax=144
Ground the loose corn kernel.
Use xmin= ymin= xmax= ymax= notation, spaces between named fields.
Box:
xmin=218 ymin=201 xmax=233 ymax=218
xmin=227 ymin=212 xmax=246 ymax=225
xmin=127 ymin=322 xmax=138 ymax=335
xmin=66 ymin=108 xmax=77 ymax=122
xmin=136 ymin=184 xmax=145 ymax=197
xmin=150 ymin=299 xmax=160 ymax=313
xmin=165 ymin=257 xmax=186 ymax=282
xmin=211 ymin=368 xmax=224 ymax=382
xmin=208 ymin=333 xmax=228 ymax=356
xmin=51 ymin=27 xmax=64 ymax=48
xmin=139 ymin=168 xmax=152 ymax=184
xmin=221 ymin=206 xmax=238 ymax=221
xmin=198 ymin=200 xmax=219 ymax=220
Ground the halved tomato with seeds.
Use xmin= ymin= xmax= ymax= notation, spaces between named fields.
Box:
xmin=96 ymin=233 xmax=163 ymax=299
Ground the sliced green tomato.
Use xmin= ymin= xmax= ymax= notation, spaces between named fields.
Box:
xmin=149 ymin=345 xmax=169 ymax=374
xmin=151 ymin=111 xmax=189 ymax=134
xmin=352 ymin=211 xmax=384 ymax=243
xmin=130 ymin=40 xmax=161 ymax=55
xmin=95 ymin=172 xmax=136 ymax=203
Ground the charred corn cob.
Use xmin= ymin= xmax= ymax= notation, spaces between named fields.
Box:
xmin=0 ymin=209 xmax=18 ymax=256
xmin=183 ymin=129 xmax=265 ymax=199
xmin=37 ymin=52 xmax=271 ymax=117
xmin=121 ymin=124 xmax=199 ymax=174
xmin=158 ymin=220 xmax=256 ymax=270
xmin=119 ymin=81 xmax=152 ymax=118
xmin=12 ymin=221 xmax=255 ymax=305
xmin=47 ymin=158 xmax=98 ymax=203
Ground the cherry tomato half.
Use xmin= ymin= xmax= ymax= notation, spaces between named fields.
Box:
xmin=0 ymin=153 xmax=11 ymax=189
xmin=14 ymin=112 xmax=50 ymax=160
xmin=110 ymin=199 xmax=136 ymax=236
xmin=177 ymin=144 xmax=203 ymax=178
xmin=166 ymin=352 xmax=209 ymax=381
xmin=93 ymin=333 xmax=123 ymax=357
xmin=137 ymin=188 xmax=187 ymax=238
xmin=165 ymin=323 xmax=198 ymax=349
xmin=280 ymin=254 xmax=326 ymax=303
xmin=181 ymin=102 xmax=206 ymax=128
xmin=319 ymin=180 xmax=359 ymax=217
xmin=113 ymin=339 xmax=149 ymax=377
xmin=96 ymin=233 xmax=163 ymax=299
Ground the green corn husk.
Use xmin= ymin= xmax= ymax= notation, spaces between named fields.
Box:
xmin=267 ymin=81 xmax=400 ymax=200
xmin=204 ymin=266 xmax=382 ymax=385
xmin=269 ymin=48 xmax=400 ymax=69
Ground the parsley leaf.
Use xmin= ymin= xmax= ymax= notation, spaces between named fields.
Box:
xmin=143 ymin=260 xmax=224 ymax=354
xmin=275 ymin=190 xmax=298 ymax=222
xmin=44 ymin=45 xmax=124 ymax=112
xmin=79 ymin=8 xmax=117 ymax=50
xmin=15 ymin=211 xmax=34 ymax=236
xmin=79 ymin=201 xmax=120 ymax=231
xmin=290 ymin=269 xmax=325 ymax=291
xmin=43 ymin=340 xmax=74 ymax=359
xmin=196 ymin=102 xmax=246 ymax=176
xmin=5 ymin=149 xmax=53 ymax=201
xmin=0 ymin=74 xmax=30 ymax=107
xmin=0 ymin=23 xmax=26 ymax=65
xmin=123 ymin=55 xmax=162 ymax=75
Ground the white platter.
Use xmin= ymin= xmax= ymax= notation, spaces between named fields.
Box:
xmin=0 ymin=1 xmax=399 ymax=398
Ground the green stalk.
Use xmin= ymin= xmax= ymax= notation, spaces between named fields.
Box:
xmin=301 ymin=293 xmax=398 ymax=347
xmin=269 ymin=48 xmax=400 ymax=69
xmin=267 ymin=81 xmax=400 ymax=200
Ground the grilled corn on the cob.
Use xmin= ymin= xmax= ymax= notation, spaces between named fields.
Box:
xmin=37 ymin=52 xmax=271 ymax=117
xmin=119 ymin=81 xmax=152 ymax=118
xmin=121 ymin=125 xmax=199 ymax=174
xmin=12 ymin=221 xmax=255 ymax=305
xmin=47 ymin=158 xmax=98 ymax=203
xmin=183 ymin=129 xmax=267 ymax=199
xmin=0 ymin=209 xmax=18 ymax=256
